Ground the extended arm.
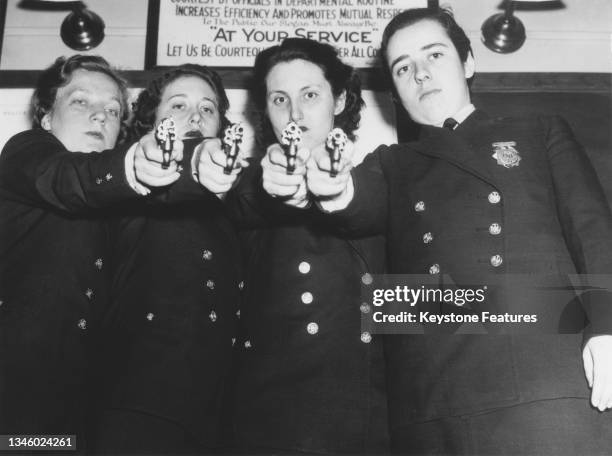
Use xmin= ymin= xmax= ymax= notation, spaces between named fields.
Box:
xmin=543 ymin=115 xmax=612 ymax=410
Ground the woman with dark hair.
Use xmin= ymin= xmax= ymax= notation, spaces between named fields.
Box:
xmin=225 ymin=38 xmax=389 ymax=454
xmin=93 ymin=64 xmax=245 ymax=454
xmin=0 ymin=54 xmax=176 ymax=448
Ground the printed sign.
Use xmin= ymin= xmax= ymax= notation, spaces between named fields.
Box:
xmin=156 ymin=0 xmax=426 ymax=67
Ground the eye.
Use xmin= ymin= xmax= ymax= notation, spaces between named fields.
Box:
xmin=396 ymin=64 xmax=412 ymax=77
xmin=272 ymin=95 xmax=286 ymax=106
xmin=304 ymin=91 xmax=318 ymax=101
xmin=199 ymin=104 xmax=215 ymax=115
xmin=71 ymin=98 xmax=87 ymax=106
xmin=171 ymin=102 xmax=186 ymax=111
xmin=106 ymin=108 xmax=120 ymax=118
xmin=429 ymin=52 xmax=443 ymax=60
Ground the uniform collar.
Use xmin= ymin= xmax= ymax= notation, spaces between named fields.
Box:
xmin=432 ymin=103 xmax=476 ymax=128
xmin=412 ymin=109 xmax=497 ymax=186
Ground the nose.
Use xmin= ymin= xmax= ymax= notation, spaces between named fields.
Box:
xmin=90 ymin=108 xmax=107 ymax=124
xmin=189 ymin=110 xmax=202 ymax=129
xmin=414 ymin=60 xmax=431 ymax=84
xmin=289 ymin=100 xmax=304 ymax=123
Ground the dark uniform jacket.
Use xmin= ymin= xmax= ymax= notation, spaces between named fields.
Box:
xmin=330 ymin=111 xmax=612 ymax=449
xmin=99 ymin=138 xmax=243 ymax=448
xmin=226 ymin=162 xmax=389 ymax=454
xmin=0 ymin=129 xmax=137 ymax=440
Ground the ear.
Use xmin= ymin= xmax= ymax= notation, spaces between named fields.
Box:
xmin=334 ymin=90 xmax=347 ymax=116
xmin=41 ymin=113 xmax=52 ymax=131
xmin=463 ymin=52 xmax=475 ymax=79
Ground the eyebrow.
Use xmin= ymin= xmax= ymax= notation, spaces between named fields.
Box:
xmin=268 ymin=84 xmax=322 ymax=95
xmin=167 ymin=93 xmax=218 ymax=107
xmin=390 ymin=42 xmax=449 ymax=69
xmin=67 ymin=87 xmax=121 ymax=105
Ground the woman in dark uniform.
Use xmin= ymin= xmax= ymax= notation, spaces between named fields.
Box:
xmin=228 ymin=38 xmax=389 ymax=454
xmin=94 ymin=65 xmax=244 ymax=454
xmin=0 ymin=55 xmax=136 ymax=450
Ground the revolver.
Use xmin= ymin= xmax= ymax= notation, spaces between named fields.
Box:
xmin=155 ymin=117 xmax=177 ymax=169
xmin=325 ymin=128 xmax=348 ymax=178
xmin=222 ymin=122 xmax=245 ymax=175
xmin=280 ymin=121 xmax=302 ymax=174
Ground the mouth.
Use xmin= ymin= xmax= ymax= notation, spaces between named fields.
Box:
xmin=85 ymin=131 xmax=104 ymax=141
xmin=419 ymin=89 xmax=441 ymax=101
xmin=183 ymin=129 xmax=204 ymax=139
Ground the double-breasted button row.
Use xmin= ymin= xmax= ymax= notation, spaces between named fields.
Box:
xmin=144 ymin=310 xmax=219 ymax=323
xmin=297 ymin=261 xmax=313 ymax=307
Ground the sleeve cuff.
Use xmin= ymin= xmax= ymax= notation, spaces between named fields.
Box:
xmin=124 ymin=142 xmax=150 ymax=196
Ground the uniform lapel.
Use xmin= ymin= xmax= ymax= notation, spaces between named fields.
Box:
xmin=413 ymin=110 xmax=498 ymax=187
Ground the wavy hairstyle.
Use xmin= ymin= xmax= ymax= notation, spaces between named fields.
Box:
xmin=32 ymin=54 xmax=129 ymax=142
xmin=251 ymin=38 xmax=364 ymax=147
xmin=128 ymin=64 xmax=230 ymax=143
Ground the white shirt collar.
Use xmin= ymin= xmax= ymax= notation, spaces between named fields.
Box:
xmin=453 ymin=103 xmax=475 ymax=125
xmin=433 ymin=103 xmax=475 ymax=128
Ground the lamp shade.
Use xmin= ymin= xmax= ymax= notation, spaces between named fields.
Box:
xmin=60 ymin=5 xmax=105 ymax=50
xmin=500 ymin=0 xmax=565 ymax=9
xmin=481 ymin=11 xmax=526 ymax=53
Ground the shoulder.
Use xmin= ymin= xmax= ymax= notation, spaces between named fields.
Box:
xmin=1 ymin=129 xmax=63 ymax=159
xmin=487 ymin=113 xmax=571 ymax=134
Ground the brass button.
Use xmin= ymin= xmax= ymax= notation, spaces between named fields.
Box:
xmin=301 ymin=292 xmax=313 ymax=305
xmin=489 ymin=223 xmax=502 ymax=235
xmin=306 ymin=322 xmax=319 ymax=335
xmin=490 ymin=255 xmax=503 ymax=267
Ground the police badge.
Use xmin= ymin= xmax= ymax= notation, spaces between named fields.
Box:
xmin=491 ymin=141 xmax=521 ymax=168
